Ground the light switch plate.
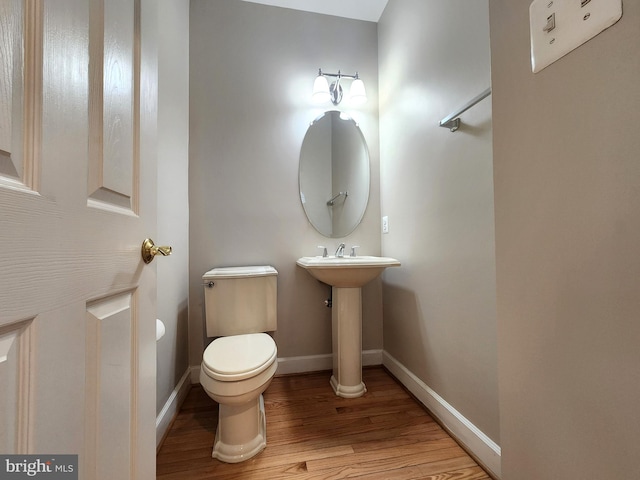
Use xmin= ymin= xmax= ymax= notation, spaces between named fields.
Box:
xmin=382 ymin=216 xmax=389 ymax=234
xmin=530 ymin=0 xmax=622 ymax=73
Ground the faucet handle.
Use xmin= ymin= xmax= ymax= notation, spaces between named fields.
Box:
xmin=350 ymin=245 xmax=360 ymax=257
xmin=317 ymin=245 xmax=328 ymax=257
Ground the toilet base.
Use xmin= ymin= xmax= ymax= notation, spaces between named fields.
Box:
xmin=212 ymin=394 xmax=267 ymax=463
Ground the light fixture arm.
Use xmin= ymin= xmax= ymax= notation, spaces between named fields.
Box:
xmin=317 ymin=68 xmax=359 ymax=81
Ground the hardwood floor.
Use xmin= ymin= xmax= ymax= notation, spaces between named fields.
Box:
xmin=156 ymin=367 xmax=491 ymax=479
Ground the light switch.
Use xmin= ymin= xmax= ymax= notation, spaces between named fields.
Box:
xmin=529 ymin=0 xmax=622 ymax=73
xmin=543 ymin=13 xmax=556 ymax=33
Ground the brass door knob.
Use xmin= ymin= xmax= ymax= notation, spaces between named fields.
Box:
xmin=141 ymin=238 xmax=172 ymax=264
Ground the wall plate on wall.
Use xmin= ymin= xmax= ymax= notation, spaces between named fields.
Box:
xmin=530 ymin=0 xmax=622 ymax=73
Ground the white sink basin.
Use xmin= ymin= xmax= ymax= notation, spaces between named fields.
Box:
xmin=296 ymin=255 xmax=400 ymax=288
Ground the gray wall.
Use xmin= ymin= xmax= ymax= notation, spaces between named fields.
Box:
xmin=188 ymin=0 xmax=381 ymax=367
xmin=156 ymin=0 xmax=190 ymax=416
xmin=379 ymin=0 xmax=499 ymax=444
xmin=490 ymin=1 xmax=640 ymax=478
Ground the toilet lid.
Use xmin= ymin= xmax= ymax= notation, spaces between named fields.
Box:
xmin=202 ymin=333 xmax=277 ymax=381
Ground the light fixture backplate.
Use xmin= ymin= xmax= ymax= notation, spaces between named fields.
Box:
xmin=329 ymin=81 xmax=343 ymax=105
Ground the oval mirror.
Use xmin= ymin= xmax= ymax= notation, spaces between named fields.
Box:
xmin=299 ymin=111 xmax=370 ymax=238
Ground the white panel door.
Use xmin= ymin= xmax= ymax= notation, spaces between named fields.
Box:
xmin=0 ymin=1 xmax=157 ymax=478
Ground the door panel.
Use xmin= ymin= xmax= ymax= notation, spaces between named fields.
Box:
xmin=0 ymin=0 xmax=41 ymax=192
xmin=88 ymin=0 xmax=137 ymax=211
xmin=86 ymin=291 xmax=135 ymax=479
xmin=0 ymin=319 xmax=32 ymax=454
xmin=0 ymin=0 xmax=157 ymax=478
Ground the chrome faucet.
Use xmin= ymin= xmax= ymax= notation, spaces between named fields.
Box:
xmin=335 ymin=243 xmax=346 ymax=257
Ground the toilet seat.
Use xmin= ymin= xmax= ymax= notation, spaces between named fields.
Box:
xmin=202 ymin=333 xmax=277 ymax=382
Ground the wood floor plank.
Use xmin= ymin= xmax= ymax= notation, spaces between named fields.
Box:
xmin=420 ymin=466 xmax=491 ymax=480
xmin=417 ymin=458 xmax=489 ymax=478
xmin=156 ymin=367 xmax=492 ymax=479
xmin=305 ymin=443 xmax=464 ymax=472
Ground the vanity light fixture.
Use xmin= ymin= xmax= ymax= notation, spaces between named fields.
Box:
xmin=312 ymin=68 xmax=367 ymax=106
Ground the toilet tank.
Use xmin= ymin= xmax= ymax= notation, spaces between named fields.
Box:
xmin=202 ymin=266 xmax=277 ymax=337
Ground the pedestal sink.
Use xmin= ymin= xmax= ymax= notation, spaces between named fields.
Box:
xmin=296 ymin=255 xmax=400 ymax=398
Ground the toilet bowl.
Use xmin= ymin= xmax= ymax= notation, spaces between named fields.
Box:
xmin=200 ymin=333 xmax=277 ymax=463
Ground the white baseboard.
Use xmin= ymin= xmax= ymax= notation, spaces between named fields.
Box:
xmin=156 ymin=368 xmax=191 ymax=449
xmin=189 ymin=349 xmax=384 ymax=381
xmin=276 ymin=353 xmax=332 ymax=375
xmin=382 ymin=351 xmax=501 ymax=479
xmin=276 ymin=349 xmax=383 ymax=376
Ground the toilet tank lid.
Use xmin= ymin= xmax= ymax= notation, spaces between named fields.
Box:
xmin=203 ymin=265 xmax=278 ymax=281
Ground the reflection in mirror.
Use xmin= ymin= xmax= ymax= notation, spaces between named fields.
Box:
xmin=299 ymin=111 xmax=370 ymax=238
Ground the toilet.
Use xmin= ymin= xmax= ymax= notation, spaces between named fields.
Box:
xmin=199 ymin=265 xmax=278 ymax=463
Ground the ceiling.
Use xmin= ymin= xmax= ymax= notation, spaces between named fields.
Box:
xmin=241 ymin=0 xmax=389 ymax=23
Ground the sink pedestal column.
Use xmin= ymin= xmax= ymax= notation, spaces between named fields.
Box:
xmin=330 ymin=287 xmax=366 ymax=398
